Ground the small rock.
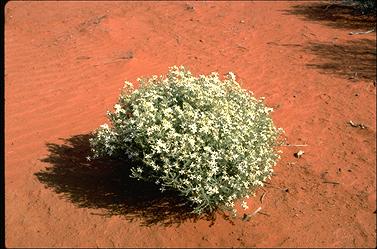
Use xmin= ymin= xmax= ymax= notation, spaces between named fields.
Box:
xmin=118 ymin=51 xmax=134 ymax=60
xmin=242 ymin=213 xmax=251 ymax=222
xmin=76 ymin=55 xmax=91 ymax=60
xmin=294 ymin=150 xmax=304 ymax=158
xmin=186 ymin=4 xmax=194 ymax=11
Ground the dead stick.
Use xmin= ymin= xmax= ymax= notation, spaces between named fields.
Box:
xmin=258 ymin=211 xmax=270 ymax=216
xmin=277 ymin=144 xmax=309 ymax=147
xmin=349 ymin=29 xmax=375 ymax=35
xmin=260 ymin=192 xmax=267 ymax=203
xmin=103 ymin=59 xmax=128 ymax=65
xmin=323 ymin=181 xmax=340 ymax=185
xmin=251 ymin=206 xmax=262 ymax=216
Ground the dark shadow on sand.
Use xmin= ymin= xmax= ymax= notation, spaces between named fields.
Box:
xmin=35 ymin=134 xmax=217 ymax=227
xmin=283 ymin=2 xmax=376 ymax=30
xmin=305 ymin=39 xmax=376 ymax=81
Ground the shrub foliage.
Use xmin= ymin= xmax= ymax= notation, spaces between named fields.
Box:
xmin=89 ymin=66 xmax=283 ymax=215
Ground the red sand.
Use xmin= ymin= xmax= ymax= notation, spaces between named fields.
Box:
xmin=5 ymin=1 xmax=376 ymax=247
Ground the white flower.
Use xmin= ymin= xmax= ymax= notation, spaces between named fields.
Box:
xmin=241 ymin=201 xmax=249 ymax=210
xmin=114 ymin=104 xmax=122 ymax=113
xmin=161 ymin=119 xmax=172 ymax=130
xmin=124 ymin=81 xmax=134 ymax=88
xmin=100 ymin=123 xmax=109 ymax=130
xmin=226 ymin=201 xmax=235 ymax=207
xmin=163 ymin=107 xmax=173 ymax=116
xmin=189 ymin=123 xmax=197 ymax=133
xmin=203 ymin=146 xmax=211 ymax=152
xmin=264 ymin=107 xmax=273 ymax=113
xmin=188 ymin=138 xmax=195 ymax=147
xmin=227 ymin=72 xmax=236 ymax=81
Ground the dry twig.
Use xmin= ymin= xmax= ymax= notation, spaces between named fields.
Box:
xmin=258 ymin=211 xmax=271 ymax=216
xmin=349 ymin=120 xmax=367 ymax=129
xmin=278 ymin=144 xmax=309 ymax=147
xmin=260 ymin=192 xmax=267 ymax=203
xmin=349 ymin=29 xmax=375 ymax=35
xmin=251 ymin=206 xmax=262 ymax=216
xmin=323 ymin=181 xmax=340 ymax=185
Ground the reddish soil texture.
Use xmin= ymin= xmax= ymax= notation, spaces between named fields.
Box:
xmin=5 ymin=1 xmax=376 ymax=248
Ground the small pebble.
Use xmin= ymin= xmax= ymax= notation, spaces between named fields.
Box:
xmin=186 ymin=5 xmax=194 ymax=10
xmin=294 ymin=150 xmax=304 ymax=158
xmin=242 ymin=213 xmax=251 ymax=221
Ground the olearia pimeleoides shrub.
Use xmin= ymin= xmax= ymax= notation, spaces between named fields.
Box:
xmin=89 ymin=66 xmax=284 ymax=215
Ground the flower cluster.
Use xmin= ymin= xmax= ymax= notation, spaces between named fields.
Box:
xmin=89 ymin=66 xmax=284 ymax=215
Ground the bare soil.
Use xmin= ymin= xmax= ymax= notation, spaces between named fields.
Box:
xmin=5 ymin=1 xmax=376 ymax=247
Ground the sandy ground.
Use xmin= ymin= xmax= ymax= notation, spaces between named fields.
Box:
xmin=5 ymin=1 xmax=376 ymax=248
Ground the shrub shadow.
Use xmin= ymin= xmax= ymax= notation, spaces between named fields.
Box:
xmin=305 ymin=39 xmax=376 ymax=81
xmin=35 ymin=134 xmax=215 ymax=226
xmin=283 ymin=2 xmax=376 ymax=30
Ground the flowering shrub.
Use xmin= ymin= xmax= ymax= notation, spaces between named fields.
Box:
xmin=89 ymin=66 xmax=283 ymax=215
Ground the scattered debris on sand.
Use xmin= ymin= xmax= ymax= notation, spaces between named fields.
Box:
xmin=349 ymin=120 xmax=367 ymax=129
